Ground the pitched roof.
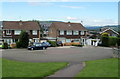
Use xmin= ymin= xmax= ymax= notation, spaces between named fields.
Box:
xmin=3 ymin=21 xmax=40 ymax=30
xmin=51 ymin=22 xmax=87 ymax=31
xmin=100 ymin=28 xmax=119 ymax=35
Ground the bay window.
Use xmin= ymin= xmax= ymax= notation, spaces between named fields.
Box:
xmin=6 ymin=30 xmax=11 ymax=35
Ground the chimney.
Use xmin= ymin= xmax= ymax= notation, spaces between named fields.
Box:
xmin=68 ymin=21 xmax=71 ymax=26
xmin=19 ymin=20 xmax=23 ymax=26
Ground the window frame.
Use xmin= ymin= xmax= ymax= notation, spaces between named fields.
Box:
xmin=14 ymin=30 xmax=21 ymax=35
xmin=32 ymin=30 xmax=37 ymax=35
xmin=59 ymin=30 xmax=64 ymax=35
xmin=6 ymin=30 xmax=11 ymax=35
xmin=66 ymin=30 xmax=72 ymax=35
xmin=81 ymin=31 xmax=85 ymax=35
xmin=73 ymin=30 xmax=79 ymax=35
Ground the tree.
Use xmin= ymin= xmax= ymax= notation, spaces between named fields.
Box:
xmin=117 ymin=32 xmax=120 ymax=48
xmin=16 ymin=30 xmax=29 ymax=48
xmin=101 ymin=32 xmax=109 ymax=47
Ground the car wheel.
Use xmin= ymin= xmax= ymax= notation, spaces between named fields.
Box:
xmin=31 ymin=48 xmax=34 ymax=50
xmin=42 ymin=47 xmax=46 ymax=50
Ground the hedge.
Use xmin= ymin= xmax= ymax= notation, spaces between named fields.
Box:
xmin=47 ymin=40 xmax=57 ymax=47
xmin=2 ymin=42 xmax=8 ymax=49
xmin=109 ymin=37 xmax=118 ymax=46
xmin=101 ymin=36 xmax=109 ymax=47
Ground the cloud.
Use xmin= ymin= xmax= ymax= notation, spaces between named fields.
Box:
xmin=66 ymin=16 xmax=79 ymax=20
xmin=1 ymin=0 xmax=119 ymax=2
xmin=28 ymin=2 xmax=54 ymax=6
xmin=61 ymin=5 xmax=85 ymax=9
xmin=83 ymin=19 xmax=118 ymax=26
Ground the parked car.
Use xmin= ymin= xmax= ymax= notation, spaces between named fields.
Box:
xmin=42 ymin=42 xmax=51 ymax=47
xmin=57 ymin=41 xmax=63 ymax=46
xmin=28 ymin=43 xmax=48 ymax=50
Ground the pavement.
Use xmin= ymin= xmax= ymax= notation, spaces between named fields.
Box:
xmin=1 ymin=46 xmax=114 ymax=77
xmin=45 ymin=62 xmax=85 ymax=78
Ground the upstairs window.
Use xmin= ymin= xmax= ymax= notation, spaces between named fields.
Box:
xmin=59 ymin=30 xmax=64 ymax=35
xmin=32 ymin=30 xmax=37 ymax=35
xmin=6 ymin=30 xmax=11 ymax=35
xmin=67 ymin=30 xmax=72 ymax=35
xmin=15 ymin=30 xmax=21 ymax=35
xmin=73 ymin=30 xmax=79 ymax=35
xmin=81 ymin=31 xmax=85 ymax=35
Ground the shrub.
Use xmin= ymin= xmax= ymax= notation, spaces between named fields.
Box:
xmin=17 ymin=30 xmax=29 ymax=48
xmin=47 ymin=40 xmax=57 ymax=47
xmin=101 ymin=33 xmax=109 ymax=47
xmin=2 ymin=42 xmax=8 ymax=49
xmin=101 ymin=36 xmax=109 ymax=47
xmin=117 ymin=37 xmax=120 ymax=46
xmin=16 ymin=42 xmax=22 ymax=48
xmin=72 ymin=44 xmax=83 ymax=47
xmin=109 ymin=37 xmax=118 ymax=46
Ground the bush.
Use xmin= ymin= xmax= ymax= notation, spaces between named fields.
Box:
xmin=2 ymin=42 xmax=8 ymax=49
xmin=109 ymin=37 xmax=118 ymax=46
xmin=16 ymin=42 xmax=22 ymax=48
xmin=47 ymin=40 xmax=57 ymax=47
xmin=117 ymin=37 xmax=120 ymax=46
xmin=101 ymin=32 xmax=109 ymax=47
xmin=72 ymin=44 xmax=83 ymax=47
xmin=101 ymin=36 xmax=109 ymax=47
xmin=19 ymin=31 xmax=29 ymax=48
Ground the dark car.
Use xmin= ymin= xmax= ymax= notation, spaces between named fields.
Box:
xmin=28 ymin=43 xmax=47 ymax=50
xmin=42 ymin=42 xmax=51 ymax=47
xmin=57 ymin=41 xmax=63 ymax=46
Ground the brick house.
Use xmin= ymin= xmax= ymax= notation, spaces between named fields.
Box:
xmin=48 ymin=22 xmax=88 ymax=45
xmin=2 ymin=21 xmax=40 ymax=45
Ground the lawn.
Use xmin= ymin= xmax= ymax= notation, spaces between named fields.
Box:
xmin=2 ymin=58 xmax=68 ymax=77
xmin=76 ymin=58 xmax=119 ymax=77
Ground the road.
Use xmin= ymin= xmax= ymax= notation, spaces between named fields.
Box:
xmin=1 ymin=46 xmax=113 ymax=63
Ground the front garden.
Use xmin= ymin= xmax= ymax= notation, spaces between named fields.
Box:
xmin=76 ymin=58 xmax=119 ymax=77
xmin=2 ymin=58 xmax=68 ymax=77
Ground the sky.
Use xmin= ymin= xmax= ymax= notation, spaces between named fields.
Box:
xmin=1 ymin=1 xmax=119 ymax=26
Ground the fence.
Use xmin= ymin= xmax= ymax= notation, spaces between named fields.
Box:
xmin=113 ymin=48 xmax=120 ymax=58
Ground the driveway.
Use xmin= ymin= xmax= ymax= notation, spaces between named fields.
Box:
xmin=1 ymin=46 xmax=113 ymax=63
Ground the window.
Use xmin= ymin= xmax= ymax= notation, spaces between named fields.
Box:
xmin=81 ymin=31 xmax=84 ymax=35
xmin=73 ymin=31 xmax=79 ymax=35
xmin=15 ymin=30 xmax=21 ymax=35
xmin=66 ymin=39 xmax=71 ymax=43
xmin=32 ymin=30 xmax=37 ymax=35
xmin=6 ymin=30 xmax=11 ymax=35
xmin=59 ymin=30 xmax=64 ymax=35
xmin=67 ymin=30 xmax=72 ymax=35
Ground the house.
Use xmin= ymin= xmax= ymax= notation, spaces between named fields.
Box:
xmin=100 ymin=28 xmax=119 ymax=37
xmin=40 ymin=21 xmax=52 ymax=37
xmin=48 ymin=22 xmax=88 ymax=45
xmin=2 ymin=21 xmax=40 ymax=45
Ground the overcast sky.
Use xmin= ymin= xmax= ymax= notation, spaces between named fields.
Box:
xmin=1 ymin=1 xmax=119 ymax=26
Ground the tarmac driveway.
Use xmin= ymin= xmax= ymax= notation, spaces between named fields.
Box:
xmin=1 ymin=47 xmax=113 ymax=63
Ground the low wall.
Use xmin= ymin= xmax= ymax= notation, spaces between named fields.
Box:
xmin=113 ymin=48 xmax=120 ymax=58
xmin=64 ymin=42 xmax=80 ymax=46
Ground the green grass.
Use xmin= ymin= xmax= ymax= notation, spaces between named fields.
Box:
xmin=2 ymin=58 xmax=68 ymax=77
xmin=0 ymin=58 xmax=2 ymax=78
xmin=76 ymin=58 xmax=119 ymax=77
